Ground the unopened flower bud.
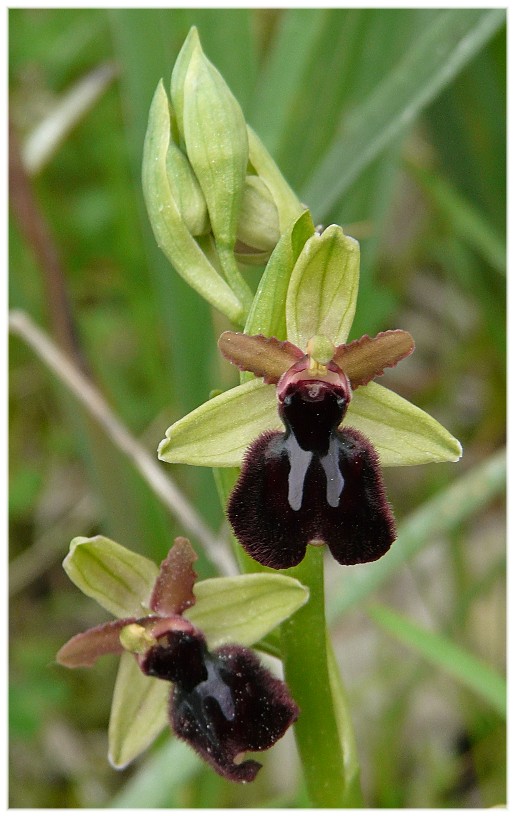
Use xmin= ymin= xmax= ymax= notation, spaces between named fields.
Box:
xmin=142 ymin=79 xmax=244 ymax=323
xmin=247 ymin=127 xmax=306 ymax=234
xmin=235 ymin=176 xmax=281 ymax=265
xmin=171 ymin=27 xmax=248 ymax=253
xmin=166 ymin=139 xmax=209 ymax=236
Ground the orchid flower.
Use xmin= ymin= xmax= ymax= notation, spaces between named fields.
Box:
xmin=158 ymin=217 xmax=462 ymax=569
xmin=56 ymin=535 xmax=307 ymax=777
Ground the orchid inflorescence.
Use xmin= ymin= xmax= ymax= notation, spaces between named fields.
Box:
xmin=57 ymin=25 xmax=462 ymax=792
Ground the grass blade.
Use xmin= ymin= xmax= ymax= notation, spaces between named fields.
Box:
xmin=409 ymin=162 xmax=506 ymax=275
xmin=368 ymin=604 xmax=506 ymax=717
xmin=302 ymin=8 xmax=505 ymax=220
xmin=248 ymin=9 xmax=328 ymax=154
xmin=110 ymin=737 xmax=200 ymax=807
xmin=327 ymin=449 xmax=506 ymax=620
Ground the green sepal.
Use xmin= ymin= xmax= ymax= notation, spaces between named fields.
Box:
xmin=286 ymin=224 xmax=360 ymax=349
xmin=158 ymin=378 xmax=279 ymax=468
xmin=142 ymin=80 xmax=244 ymax=323
xmin=186 ymin=573 xmax=309 ymax=650
xmin=346 ymin=380 xmax=463 ymax=466
xmin=158 ymin=374 xmax=461 ymax=468
xmin=108 ymin=652 xmax=169 ymax=769
xmin=63 ymin=536 xmax=158 ymax=618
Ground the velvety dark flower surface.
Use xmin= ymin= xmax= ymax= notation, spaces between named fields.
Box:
xmin=228 ymin=359 xmax=396 ymax=569
xmin=142 ymin=629 xmax=299 ymax=782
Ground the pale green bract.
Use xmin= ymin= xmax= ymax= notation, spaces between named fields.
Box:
xmin=142 ymin=79 xmax=244 ymax=324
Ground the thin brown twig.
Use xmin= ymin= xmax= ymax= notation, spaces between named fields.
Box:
xmin=9 ymin=118 xmax=89 ymax=373
xmin=9 ymin=309 xmax=237 ymax=576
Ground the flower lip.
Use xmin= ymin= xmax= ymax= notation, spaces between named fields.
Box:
xmin=171 ymin=643 xmax=299 ymax=783
xmin=140 ymin=628 xmax=299 ymax=783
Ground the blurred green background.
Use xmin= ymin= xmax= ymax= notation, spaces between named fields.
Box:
xmin=9 ymin=8 xmax=505 ymax=808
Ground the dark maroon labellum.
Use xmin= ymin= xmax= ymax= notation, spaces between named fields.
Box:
xmin=228 ymin=365 xmax=396 ymax=570
xmin=141 ymin=630 xmax=298 ymax=782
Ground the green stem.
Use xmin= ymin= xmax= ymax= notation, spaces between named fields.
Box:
xmin=216 ymin=242 xmax=254 ymax=316
xmin=213 ymin=466 xmax=362 ymax=805
xmin=281 ymin=547 xmax=347 ymax=807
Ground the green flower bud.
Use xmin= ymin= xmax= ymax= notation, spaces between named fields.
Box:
xmin=166 ymin=139 xmax=209 ymax=236
xmin=142 ymin=79 xmax=244 ymax=324
xmin=235 ymin=176 xmax=281 ymax=266
xmin=169 ymin=26 xmax=198 ymax=139
xmin=171 ymin=28 xmax=248 ymax=253
xmin=247 ymin=126 xmax=306 ymax=234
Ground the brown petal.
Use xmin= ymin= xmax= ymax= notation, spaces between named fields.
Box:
xmin=56 ymin=618 xmax=137 ymax=668
xmin=218 ymin=331 xmax=303 ymax=383
xmin=333 ymin=330 xmax=414 ymax=388
xmin=150 ymin=537 xmax=198 ymax=616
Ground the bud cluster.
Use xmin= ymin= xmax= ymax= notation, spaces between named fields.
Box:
xmin=142 ymin=27 xmax=305 ymax=325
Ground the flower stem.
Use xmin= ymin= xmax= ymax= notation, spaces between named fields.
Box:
xmin=216 ymin=242 xmax=254 ymax=317
xmin=281 ymin=547 xmax=347 ymax=807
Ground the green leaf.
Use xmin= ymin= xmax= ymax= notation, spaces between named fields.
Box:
xmin=302 ymin=9 xmax=506 ymax=220
xmin=368 ymin=605 xmax=506 ymax=718
xmin=108 ymin=652 xmax=169 ymax=769
xmin=286 ymin=225 xmax=360 ymax=348
xmin=346 ymin=381 xmax=462 ymax=466
xmin=63 ymin=536 xmax=158 ymax=618
xmin=248 ymin=10 xmax=328 ymax=160
xmin=409 ymin=162 xmax=506 ymax=276
xmin=186 ymin=573 xmax=309 ymax=649
xmin=142 ymin=80 xmax=244 ymax=323
xmin=158 ymin=378 xmax=279 ymax=468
